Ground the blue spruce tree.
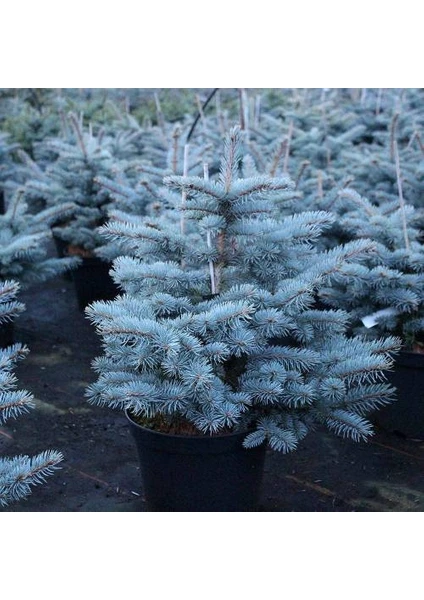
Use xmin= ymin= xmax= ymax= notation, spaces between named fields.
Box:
xmin=86 ymin=127 xmax=400 ymax=452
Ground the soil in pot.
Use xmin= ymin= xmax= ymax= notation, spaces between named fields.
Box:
xmin=126 ymin=411 xmax=267 ymax=512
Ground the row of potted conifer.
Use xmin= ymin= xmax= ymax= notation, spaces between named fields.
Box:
xmin=0 ymin=88 xmax=422 ymax=510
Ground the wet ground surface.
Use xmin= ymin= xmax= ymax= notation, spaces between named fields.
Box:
xmin=1 ymin=269 xmax=424 ymax=512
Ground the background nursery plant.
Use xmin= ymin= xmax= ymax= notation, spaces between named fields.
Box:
xmin=0 ymin=188 xmax=79 ymax=288
xmin=312 ymin=186 xmax=424 ymax=347
xmin=0 ymin=280 xmax=63 ymax=506
xmin=310 ymin=186 xmax=424 ymax=439
xmin=86 ymin=127 xmax=401 ymax=455
xmin=36 ymin=113 xmax=115 ymax=255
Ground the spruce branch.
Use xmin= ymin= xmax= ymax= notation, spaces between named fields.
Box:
xmin=68 ymin=112 xmax=88 ymax=160
xmin=254 ymin=94 xmax=261 ymax=128
xmin=338 ymin=188 xmax=376 ymax=217
xmin=238 ymin=88 xmax=247 ymax=131
xmin=186 ymin=88 xmax=219 ymax=143
xmin=415 ymin=131 xmax=424 ymax=154
xmin=325 ymin=410 xmax=373 ymax=442
xmin=153 ymin=92 xmax=166 ymax=137
xmin=8 ymin=188 xmax=25 ymax=221
xmin=221 ymin=127 xmax=240 ymax=193
xmin=180 ymin=144 xmax=190 ymax=236
xmin=171 ymin=126 xmax=181 ymax=174
xmin=204 ymin=163 xmax=217 ymax=295
xmin=295 ymin=161 xmax=311 ymax=189
xmin=0 ymin=450 xmax=63 ymax=507
xmin=194 ymin=93 xmax=210 ymax=140
xmin=389 ymin=112 xmax=400 ymax=161
xmin=406 ymin=130 xmax=424 ymax=155
xmin=283 ymin=120 xmax=294 ymax=174
xmin=16 ymin=149 xmax=46 ymax=179
xmin=393 ymin=140 xmax=411 ymax=251
xmin=269 ymin=138 xmax=289 ymax=177
xmin=0 ymin=389 xmax=35 ymax=423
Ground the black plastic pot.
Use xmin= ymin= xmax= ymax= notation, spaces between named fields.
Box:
xmin=373 ymin=351 xmax=424 ymax=439
xmin=0 ymin=321 xmax=14 ymax=348
xmin=72 ymin=257 xmax=119 ymax=311
xmin=126 ymin=411 xmax=267 ymax=512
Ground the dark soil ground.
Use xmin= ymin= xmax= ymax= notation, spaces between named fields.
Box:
xmin=1 ymin=269 xmax=424 ymax=512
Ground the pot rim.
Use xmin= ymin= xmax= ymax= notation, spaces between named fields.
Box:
xmin=124 ymin=408 xmax=250 ymax=440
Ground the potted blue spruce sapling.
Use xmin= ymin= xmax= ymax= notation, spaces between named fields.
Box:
xmin=0 ymin=280 xmax=63 ymax=507
xmin=0 ymin=188 xmax=80 ymax=344
xmin=35 ymin=113 xmax=120 ymax=309
xmin=315 ymin=186 xmax=424 ymax=438
xmin=41 ymin=113 xmax=114 ymax=253
xmin=0 ymin=188 xmax=79 ymax=344
xmin=86 ymin=127 xmax=400 ymax=511
xmin=0 ymin=188 xmax=79 ymax=284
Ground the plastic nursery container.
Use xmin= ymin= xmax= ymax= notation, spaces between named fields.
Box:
xmin=72 ymin=257 xmax=120 ymax=311
xmin=126 ymin=411 xmax=267 ymax=512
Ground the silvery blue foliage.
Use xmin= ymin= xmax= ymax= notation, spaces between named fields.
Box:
xmin=314 ymin=187 xmax=424 ymax=347
xmin=93 ymin=118 xmax=219 ymax=261
xmin=0 ymin=280 xmax=24 ymax=324
xmin=0 ymin=131 xmax=19 ymax=187
xmin=86 ymin=127 xmax=400 ymax=452
xmin=0 ymin=188 xmax=80 ymax=287
xmin=21 ymin=113 xmax=117 ymax=252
